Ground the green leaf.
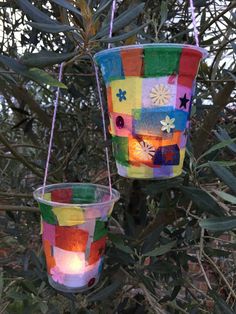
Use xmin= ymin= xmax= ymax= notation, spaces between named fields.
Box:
xmin=159 ymin=0 xmax=168 ymax=29
xmin=0 ymin=55 xmax=67 ymax=88
xmin=87 ymin=280 xmax=121 ymax=302
xmin=198 ymin=137 xmax=236 ymax=160
xmin=214 ymin=190 xmax=236 ymax=204
xmin=7 ymin=291 xmax=29 ymax=301
xmin=0 ymin=66 xmax=17 ymax=84
xmin=108 ymin=233 xmax=133 ymax=254
xmin=222 ymin=16 xmax=236 ymax=29
xmin=143 ymin=240 xmax=176 ymax=257
xmin=109 ymin=248 xmax=135 ymax=265
xmin=141 ymin=225 xmax=164 ymax=254
xmin=100 ymin=24 xmax=148 ymax=43
xmin=181 ymin=186 xmax=225 ymax=216
xmin=194 ymin=0 xmax=207 ymax=7
xmin=93 ymin=0 xmax=113 ymax=20
xmin=209 ymin=291 xmax=235 ymax=314
xmin=209 ymin=162 xmax=236 ymax=194
xmin=204 ymin=247 xmax=230 ymax=258
xmin=231 ymin=42 xmax=236 ymax=54
xmin=197 ymin=160 xmax=236 ymax=170
xmin=28 ymin=22 xmax=76 ymax=33
xmin=0 ymin=54 xmax=30 ymax=75
xmin=143 ymin=177 xmax=183 ymax=196
xmin=17 ymin=0 xmax=56 ymax=24
xmin=147 ymin=261 xmax=179 ymax=274
xmin=214 ymin=127 xmax=236 ymax=153
xmin=51 ymin=0 xmax=82 ymax=16
xmin=28 ymin=68 xmax=67 ymax=88
xmin=199 ymin=216 xmax=236 ymax=231
xmin=94 ymin=2 xmax=145 ymax=39
xmin=21 ymin=50 xmax=77 ymax=67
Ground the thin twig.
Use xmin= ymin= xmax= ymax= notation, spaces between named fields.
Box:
xmin=0 ymin=133 xmax=56 ymax=181
xmin=203 ymin=251 xmax=236 ymax=300
xmin=0 ymin=192 xmax=32 ymax=198
xmin=0 ymin=204 xmax=39 ymax=212
xmin=196 ymin=252 xmax=212 ymax=290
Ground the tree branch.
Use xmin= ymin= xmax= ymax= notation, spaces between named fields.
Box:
xmin=0 ymin=204 xmax=39 ymax=212
xmin=193 ymin=81 xmax=235 ymax=157
xmin=0 ymin=132 xmax=57 ymax=182
xmin=199 ymin=1 xmax=236 ymax=37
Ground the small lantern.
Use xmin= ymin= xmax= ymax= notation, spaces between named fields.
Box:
xmin=95 ymin=44 xmax=208 ymax=179
xmin=33 ymin=183 xmax=120 ymax=293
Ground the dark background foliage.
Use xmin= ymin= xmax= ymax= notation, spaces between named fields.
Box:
xmin=0 ymin=0 xmax=236 ymax=313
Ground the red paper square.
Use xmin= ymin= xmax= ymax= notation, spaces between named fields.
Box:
xmin=55 ymin=226 xmax=89 ymax=252
xmin=51 ymin=188 xmax=72 ymax=203
xmin=178 ymin=48 xmax=202 ymax=88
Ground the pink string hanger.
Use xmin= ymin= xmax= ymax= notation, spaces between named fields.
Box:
xmin=42 ymin=1 xmax=117 ymax=196
xmin=89 ymin=0 xmax=117 ymax=197
xmin=42 ymin=62 xmax=64 ymax=195
xmin=189 ymin=0 xmax=199 ymax=46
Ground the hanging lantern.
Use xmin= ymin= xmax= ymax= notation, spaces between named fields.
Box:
xmin=34 ymin=183 xmax=120 ymax=292
xmin=95 ymin=44 xmax=208 ymax=179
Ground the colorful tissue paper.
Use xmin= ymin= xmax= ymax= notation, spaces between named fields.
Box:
xmin=95 ymin=44 xmax=207 ymax=179
xmin=34 ymin=183 xmax=119 ymax=293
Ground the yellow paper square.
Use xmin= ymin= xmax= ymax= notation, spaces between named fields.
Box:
xmin=110 ymin=77 xmax=142 ymax=114
xmin=173 ymin=148 xmax=185 ymax=176
xmin=52 ymin=206 xmax=85 ymax=226
xmin=44 ymin=193 xmax=51 ymax=201
xmin=127 ymin=165 xmax=153 ymax=178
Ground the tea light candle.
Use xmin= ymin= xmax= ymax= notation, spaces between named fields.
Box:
xmin=51 ymin=247 xmax=99 ymax=288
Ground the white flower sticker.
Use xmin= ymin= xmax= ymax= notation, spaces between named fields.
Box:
xmin=149 ymin=84 xmax=171 ymax=105
xmin=160 ymin=116 xmax=175 ymax=133
xmin=136 ymin=141 xmax=155 ymax=161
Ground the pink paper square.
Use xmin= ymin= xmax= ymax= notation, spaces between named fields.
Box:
xmin=109 ymin=112 xmax=133 ymax=137
xmin=42 ymin=221 xmax=55 ymax=245
xmin=142 ymin=77 xmax=177 ymax=108
xmin=176 ymin=85 xmax=192 ymax=112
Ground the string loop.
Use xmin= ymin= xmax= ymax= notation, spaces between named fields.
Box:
xmin=42 ymin=62 xmax=64 ymax=195
xmin=189 ymin=0 xmax=199 ymax=46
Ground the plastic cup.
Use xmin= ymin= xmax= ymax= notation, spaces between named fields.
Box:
xmin=95 ymin=44 xmax=208 ymax=179
xmin=33 ymin=183 xmax=120 ymax=293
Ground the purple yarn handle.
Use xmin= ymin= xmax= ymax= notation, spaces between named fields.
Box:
xmin=108 ymin=0 xmax=116 ymax=49
xmin=91 ymin=0 xmax=116 ymax=197
xmin=94 ymin=63 xmax=112 ymax=197
xmin=189 ymin=0 xmax=199 ymax=46
xmin=42 ymin=62 xmax=64 ymax=195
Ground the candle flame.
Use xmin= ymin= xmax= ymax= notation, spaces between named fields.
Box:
xmin=54 ymin=247 xmax=86 ymax=274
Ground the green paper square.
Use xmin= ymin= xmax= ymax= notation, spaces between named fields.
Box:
xmin=39 ymin=203 xmax=57 ymax=224
xmin=144 ymin=47 xmax=182 ymax=77
xmin=132 ymin=109 xmax=142 ymax=120
xmin=93 ymin=220 xmax=108 ymax=241
xmin=112 ymin=136 xmax=129 ymax=166
xmin=72 ymin=185 xmax=96 ymax=204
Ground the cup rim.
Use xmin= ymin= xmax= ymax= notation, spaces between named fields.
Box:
xmin=94 ymin=43 xmax=208 ymax=59
xmin=33 ymin=183 xmax=120 ymax=208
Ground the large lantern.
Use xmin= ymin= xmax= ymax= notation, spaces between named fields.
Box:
xmin=95 ymin=44 xmax=207 ymax=179
xmin=34 ymin=183 xmax=120 ymax=292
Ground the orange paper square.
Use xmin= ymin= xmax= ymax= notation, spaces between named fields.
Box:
xmin=121 ymin=48 xmax=143 ymax=76
xmin=88 ymin=236 xmax=106 ymax=265
xmin=43 ymin=239 xmax=56 ymax=273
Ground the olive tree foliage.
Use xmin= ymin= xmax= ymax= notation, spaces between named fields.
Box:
xmin=0 ymin=0 xmax=236 ymax=313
